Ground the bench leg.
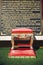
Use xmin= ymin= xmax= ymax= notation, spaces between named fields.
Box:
xmin=11 ymin=36 xmax=14 ymax=49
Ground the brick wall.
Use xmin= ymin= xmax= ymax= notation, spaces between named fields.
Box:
xmin=0 ymin=0 xmax=41 ymax=35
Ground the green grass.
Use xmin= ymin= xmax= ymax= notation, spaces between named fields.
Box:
xmin=0 ymin=47 xmax=43 ymax=65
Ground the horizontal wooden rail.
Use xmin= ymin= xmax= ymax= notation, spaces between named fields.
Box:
xmin=0 ymin=36 xmax=43 ymax=41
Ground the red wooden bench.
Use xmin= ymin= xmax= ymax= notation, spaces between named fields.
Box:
xmin=8 ymin=28 xmax=36 ymax=58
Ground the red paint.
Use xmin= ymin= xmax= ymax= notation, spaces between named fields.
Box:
xmin=8 ymin=49 xmax=36 ymax=57
xmin=12 ymin=28 xmax=33 ymax=33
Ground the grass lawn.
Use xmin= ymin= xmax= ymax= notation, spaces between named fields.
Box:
xmin=0 ymin=47 xmax=43 ymax=65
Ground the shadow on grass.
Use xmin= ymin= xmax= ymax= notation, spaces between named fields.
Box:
xmin=33 ymin=40 xmax=40 ymax=51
